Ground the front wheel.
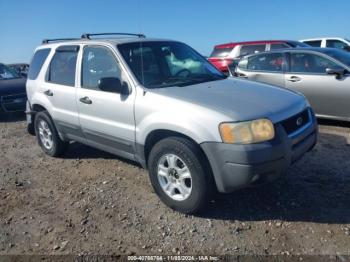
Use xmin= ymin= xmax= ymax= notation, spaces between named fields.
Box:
xmin=34 ymin=111 xmax=68 ymax=157
xmin=148 ymin=137 xmax=213 ymax=214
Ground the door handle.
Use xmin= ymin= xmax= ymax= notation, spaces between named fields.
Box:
xmin=44 ymin=89 xmax=53 ymax=96
xmin=79 ymin=96 xmax=92 ymax=104
xmin=287 ymin=76 xmax=302 ymax=82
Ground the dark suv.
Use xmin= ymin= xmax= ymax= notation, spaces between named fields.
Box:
xmin=0 ymin=63 xmax=27 ymax=113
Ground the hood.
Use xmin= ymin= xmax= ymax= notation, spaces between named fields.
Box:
xmin=0 ymin=77 xmax=27 ymax=96
xmin=150 ymin=78 xmax=307 ymax=123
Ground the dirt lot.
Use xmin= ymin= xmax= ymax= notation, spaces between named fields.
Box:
xmin=0 ymin=113 xmax=350 ymax=257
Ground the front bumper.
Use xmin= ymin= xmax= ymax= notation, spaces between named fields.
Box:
xmin=0 ymin=93 xmax=27 ymax=112
xmin=201 ymin=109 xmax=318 ymax=193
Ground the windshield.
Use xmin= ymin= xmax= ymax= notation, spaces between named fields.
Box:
xmin=118 ymin=41 xmax=226 ymax=88
xmin=0 ymin=63 xmax=21 ymax=80
xmin=324 ymin=49 xmax=350 ymax=68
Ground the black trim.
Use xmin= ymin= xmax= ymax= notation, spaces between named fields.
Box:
xmin=81 ymin=33 xmax=145 ymax=39
xmin=83 ymin=128 xmax=134 ymax=154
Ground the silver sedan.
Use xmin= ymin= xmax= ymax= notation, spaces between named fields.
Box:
xmin=233 ymin=48 xmax=350 ymax=122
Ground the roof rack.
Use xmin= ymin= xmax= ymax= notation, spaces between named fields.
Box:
xmin=42 ymin=38 xmax=80 ymax=44
xmin=81 ymin=33 xmax=146 ymax=39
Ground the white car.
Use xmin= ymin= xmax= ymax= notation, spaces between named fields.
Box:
xmin=300 ymin=37 xmax=350 ymax=52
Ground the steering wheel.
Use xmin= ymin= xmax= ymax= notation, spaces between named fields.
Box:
xmin=175 ymin=69 xmax=191 ymax=77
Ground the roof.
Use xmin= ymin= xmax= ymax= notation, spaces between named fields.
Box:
xmin=214 ymin=40 xmax=293 ymax=49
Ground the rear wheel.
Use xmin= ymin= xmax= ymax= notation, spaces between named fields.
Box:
xmin=148 ymin=137 xmax=213 ymax=214
xmin=34 ymin=111 xmax=68 ymax=157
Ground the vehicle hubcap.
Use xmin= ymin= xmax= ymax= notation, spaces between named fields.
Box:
xmin=157 ymin=154 xmax=192 ymax=201
xmin=38 ymin=120 xmax=53 ymax=150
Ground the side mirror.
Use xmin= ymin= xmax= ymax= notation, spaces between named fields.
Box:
xmin=98 ymin=77 xmax=129 ymax=95
xmin=326 ymin=68 xmax=346 ymax=79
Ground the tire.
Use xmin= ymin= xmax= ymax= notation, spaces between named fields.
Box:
xmin=148 ymin=137 xmax=213 ymax=214
xmin=34 ymin=111 xmax=68 ymax=157
xmin=27 ymin=122 xmax=35 ymax=136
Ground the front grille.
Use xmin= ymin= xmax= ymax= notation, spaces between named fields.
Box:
xmin=281 ymin=108 xmax=310 ymax=135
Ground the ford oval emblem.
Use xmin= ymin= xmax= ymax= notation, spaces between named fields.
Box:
xmin=296 ymin=117 xmax=303 ymax=126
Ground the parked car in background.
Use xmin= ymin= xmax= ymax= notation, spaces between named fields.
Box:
xmin=208 ymin=40 xmax=309 ymax=73
xmin=7 ymin=63 xmax=29 ymax=77
xmin=234 ymin=48 xmax=350 ymax=122
xmin=300 ymin=37 xmax=350 ymax=52
xmin=26 ymin=33 xmax=317 ymax=214
xmin=0 ymin=63 xmax=27 ymax=113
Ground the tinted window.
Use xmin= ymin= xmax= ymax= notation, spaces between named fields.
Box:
xmin=270 ymin=43 xmax=289 ymax=50
xmin=326 ymin=40 xmax=348 ymax=49
xmin=47 ymin=47 xmax=78 ymax=86
xmin=290 ymin=53 xmax=341 ymax=73
xmin=28 ymin=48 xmax=51 ymax=80
xmin=286 ymin=41 xmax=310 ymax=47
xmin=240 ymin=44 xmax=266 ymax=56
xmin=209 ymin=47 xmax=233 ymax=58
xmin=82 ymin=46 xmax=122 ymax=92
xmin=303 ymin=40 xmax=322 ymax=47
xmin=246 ymin=53 xmax=285 ymax=72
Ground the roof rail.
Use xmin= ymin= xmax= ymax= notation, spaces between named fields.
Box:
xmin=81 ymin=33 xmax=146 ymax=39
xmin=42 ymin=38 xmax=80 ymax=44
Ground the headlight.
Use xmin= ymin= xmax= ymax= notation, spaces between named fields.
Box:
xmin=219 ymin=119 xmax=275 ymax=144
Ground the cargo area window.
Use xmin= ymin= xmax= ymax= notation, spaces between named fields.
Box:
xmin=28 ymin=48 xmax=51 ymax=80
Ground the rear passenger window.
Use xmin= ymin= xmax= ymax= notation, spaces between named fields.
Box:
xmin=47 ymin=46 xmax=79 ymax=86
xmin=304 ymin=40 xmax=322 ymax=47
xmin=247 ymin=53 xmax=285 ymax=72
xmin=209 ymin=47 xmax=233 ymax=58
xmin=28 ymin=48 xmax=51 ymax=80
xmin=240 ymin=44 xmax=266 ymax=56
xmin=270 ymin=43 xmax=289 ymax=50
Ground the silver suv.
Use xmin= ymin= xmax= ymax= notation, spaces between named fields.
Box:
xmin=26 ymin=33 xmax=318 ymax=214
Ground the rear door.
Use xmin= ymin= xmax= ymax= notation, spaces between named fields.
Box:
xmin=235 ymin=52 xmax=286 ymax=87
xmin=285 ymin=51 xmax=350 ymax=119
xmin=44 ymin=45 xmax=83 ymax=138
xmin=76 ymin=45 xmax=136 ymax=160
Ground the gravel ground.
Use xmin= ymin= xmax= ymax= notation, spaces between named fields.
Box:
xmin=0 ymin=113 xmax=350 ymax=257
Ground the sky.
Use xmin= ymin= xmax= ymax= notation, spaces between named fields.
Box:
xmin=1 ymin=0 xmax=349 ymax=63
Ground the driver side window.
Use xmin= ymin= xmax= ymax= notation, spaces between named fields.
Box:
xmin=290 ymin=53 xmax=342 ymax=74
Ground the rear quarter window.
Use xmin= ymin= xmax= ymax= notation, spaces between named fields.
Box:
xmin=239 ymin=44 xmax=266 ymax=56
xmin=27 ymin=48 xmax=51 ymax=80
xmin=210 ymin=47 xmax=233 ymax=58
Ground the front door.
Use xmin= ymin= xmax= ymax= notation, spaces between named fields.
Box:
xmin=77 ymin=45 xmax=136 ymax=160
xmin=285 ymin=51 xmax=350 ymax=120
